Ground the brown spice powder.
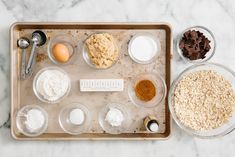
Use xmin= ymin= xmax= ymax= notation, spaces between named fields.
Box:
xmin=135 ymin=80 xmax=156 ymax=102
xmin=36 ymin=53 xmax=48 ymax=62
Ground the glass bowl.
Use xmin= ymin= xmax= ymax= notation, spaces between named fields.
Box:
xmin=98 ymin=103 xmax=130 ymax=134
xmin=16 ymin=105 xmax=48 ymax=137
xmin=128 ymin=72 xmax=167 ymax=108
xmin=33 ymin=66 xmax=71 ymax=104
xmin=47 ymin=34 xmax=76 ymax=65
xmin=176 ymin=26 xmax=216 ymax=64
xmin=82 ymin=33 xmax=119 ymax=70
xmin=168 ymin=63 xmax=235 ymax=138
xmin=128 ymin=33 xmax=161 ymax=64
xmin=59 ymin=103 xmax=90 ymax=135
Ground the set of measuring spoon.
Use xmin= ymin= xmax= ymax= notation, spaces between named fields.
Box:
xmin=17 ymin=30 xmax=47 ymax=79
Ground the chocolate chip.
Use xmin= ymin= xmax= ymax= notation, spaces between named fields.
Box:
xmin=179 ymin=29 xmax=211 ymax=60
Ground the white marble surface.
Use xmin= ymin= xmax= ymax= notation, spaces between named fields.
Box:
xmin=0 ymin=0 xmax=235 ymax=156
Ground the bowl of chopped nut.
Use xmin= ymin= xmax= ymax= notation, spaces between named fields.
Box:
xmin=168 ymin=63 xmax=235 ymax=138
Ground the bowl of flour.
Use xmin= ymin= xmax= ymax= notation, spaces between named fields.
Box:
xmin=33 ymin=66 xmax=71 ymax=103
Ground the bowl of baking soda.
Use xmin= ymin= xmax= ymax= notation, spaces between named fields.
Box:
xmin=59 ymin=103 xmax=91 ymax=135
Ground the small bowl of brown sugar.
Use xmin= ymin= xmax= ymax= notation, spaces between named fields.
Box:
xmin=168 ymin=63 xmax=235 ymax=138
xmin=176 ymin=26 xmax=216 ymax=64
xmin=83 ymin=33 xmax=119 ymax=69
xmin=128 ymin=72 xmax=167 ymax=108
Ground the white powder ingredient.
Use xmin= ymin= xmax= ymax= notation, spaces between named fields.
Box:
xmin=36 ymin=70 xmax=69 ymax=102
xmin=69 ymin=108 xmax=85 ymax=125
xmin=105 ymin=107 xmax=124 ymax=127
xmin=130 ymin=35 xmax=158 ymax=62
xmin=25 ymin=109 xmax=45 ymax=132
xmin=149 ymin=123 xmax=159 ymax=132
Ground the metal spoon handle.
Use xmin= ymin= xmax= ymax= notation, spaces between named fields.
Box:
xmin=26 ymin=42 xmax=37 ymax=75
xmin=20 ymin=49 xmax=27 ymax=79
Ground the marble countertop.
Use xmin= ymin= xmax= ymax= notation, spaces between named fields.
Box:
xmin=0 ymin=0 xmax=234 ymax=156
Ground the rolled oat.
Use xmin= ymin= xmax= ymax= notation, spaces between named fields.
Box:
xmin=173 ymin=70 xmax=235 ymax=131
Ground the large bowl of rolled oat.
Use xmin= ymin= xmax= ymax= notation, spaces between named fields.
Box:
xmin=168 ymin=63 xmax=235 ymax=138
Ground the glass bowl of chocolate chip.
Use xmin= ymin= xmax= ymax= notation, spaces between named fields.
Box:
xmin=176 ymin=26 xmax=216 ymax=63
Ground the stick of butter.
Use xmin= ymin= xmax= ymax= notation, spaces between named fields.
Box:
xmin=80 ymin=79 xmax=124 ymax=92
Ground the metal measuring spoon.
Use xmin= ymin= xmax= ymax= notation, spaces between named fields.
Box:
xmin=25 ymin=30 xmax=47 ymax=75
xmin=17 ymin=37 xmax=30 ymax=79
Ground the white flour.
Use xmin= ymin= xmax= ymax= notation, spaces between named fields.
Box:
xmin=36 ymin=69 xmax=70 ymax=102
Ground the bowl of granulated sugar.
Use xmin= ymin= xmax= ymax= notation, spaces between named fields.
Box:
xmin=128 ymin=33 xmax=161 ymax=64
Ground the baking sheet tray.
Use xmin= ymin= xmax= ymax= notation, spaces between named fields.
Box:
xmin=10 ymin=23 xmax=172 ymax=140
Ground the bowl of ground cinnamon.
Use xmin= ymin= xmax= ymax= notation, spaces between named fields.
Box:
xmin=128 ymin=72 xmax=167 ymax=108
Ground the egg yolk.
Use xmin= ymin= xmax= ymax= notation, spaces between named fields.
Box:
xmin=52 ymin=43 xmax=70 ymax=63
